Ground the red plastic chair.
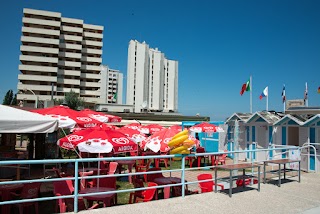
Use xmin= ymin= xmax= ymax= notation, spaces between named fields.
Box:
xmin=10 ymin=182 xmax=42 ymax=214
xmin=197 ymin=173 xmax=224 ymax=193
xmin=216 ymin=151 xmax=228 ymax=165
xmin=53 ymin=180 xmax=86 ymax=213
xmin=79 ymin=171 xmax=94 ymax=190
xmin=108 ymin=162 xmax=118 ymax=174
xmin=129 ymin=178 xmax=145 ymax=204
xmin=155 ymin=152 xmax=169 ymax=168
xmin=236 ymin=178 xmax=258 ymax=187
xmin=135 ymin=182 xmax=158 ymax=203
xmin=135 ymin=159 xmax=152 ymax=182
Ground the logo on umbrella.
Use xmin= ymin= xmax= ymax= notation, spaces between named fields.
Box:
xmin=67 ymin=135 xmax=84 ymax=142
xmin=112 ymin=138 xmax=130 ymax=145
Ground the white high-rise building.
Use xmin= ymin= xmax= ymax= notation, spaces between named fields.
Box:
xmin=17 ymin=8 xmax=104 ymax=107
xmin=100 ymin=65 xmax=123 ymax=104
xmin=126 ymin=40 xmax=178 ymax=113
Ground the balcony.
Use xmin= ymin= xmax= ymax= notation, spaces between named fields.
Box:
xmin=60 ymin=34 xmax=82 ymax=42
xmin=58 ymin=60 xmax=81 ymax=68
xmin=80 ymin=90 xmax=101 ymax=96
xmin=22 ymin=26 xmax=60 ymax=36
xmin=57 ymin=78 xmax=80 ymax=85
xmin=18 ymin=74 xmax=57 ymax=82
xmin=59 ymin=43 xmax=82 ymax=50
xmin=19 ymin=65 xmax=58 ymax=73
xmin=83 ymin=31 xmax=103 ymax=39
xmin=80 ymin=82 xmax=100 ymax=87
xmin=58 ymin=51 xmax=81 ymax=59
xmin=23 ymin=17 xmax=61 ymax=27
xmin=58 ymin=69 xmax=81 ymax=76
xmin=81 ymin=56 xmax=102 ymax=63
xmin=82 ymin=48 xmax=102 ymax=55
xmin=17 ymin=83 xmax=53 ymax=92
xmin=56 ymin=87 xmax=80 ymax=93
xmin=82 ymin=40 xmax=102 ymax=47
xmin=80 ymin=73 xmax=100 ymax=80
xmin=81 ymin=65 xmax=101 ymax=71
xmin=20 ymin=45 xmax=59 ymax=55
xmin=20 ymin=55 xmax=58 ymax=64
xmin=21 ymin=36 xmax=59 ymax=45
xmin=61 ymin=25 xmax=83 ymax=33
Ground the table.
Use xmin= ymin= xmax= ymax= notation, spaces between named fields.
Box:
xmin=116 ymin=160 xmax=136 ymax=183
xmin=79 ymin=187 xmax=117 ymax=207
xmin=215 ymin=163 xmax=261 ymax=197
xmin=0 ymin=183 xmax=24 ymax=213
xmin=263 ymin=159 xmax=301 ymax=187
xmin=153 ymin=177 xmax=183 ymax=199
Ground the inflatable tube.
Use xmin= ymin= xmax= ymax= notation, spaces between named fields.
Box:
xmin=182 ymin=139 xmax=195 ymax=148
xmin=168 ymin=135 xmax=189 ymax=148
xmin=170 ymin=145 xmax=188 ymax=154
xmin=180 ymin=149 xmax=191 ymax=154
xmin=171 ymin=130 xmax=189 ymax=140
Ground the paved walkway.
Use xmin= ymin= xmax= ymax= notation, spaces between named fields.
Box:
xmin=70 ymin=173 xmax=320 ymax=214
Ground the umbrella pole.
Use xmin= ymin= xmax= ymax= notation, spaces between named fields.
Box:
xmin=97 ymin=153 xmax=100 ymax=188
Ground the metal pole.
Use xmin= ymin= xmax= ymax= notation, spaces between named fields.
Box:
xmin=74 ymin=160 xmax=79 ymax=213
xmin=250 ymin=75 xmax=252 ymax=113
xmin=181 ymin=155 xmax=185 ymax=198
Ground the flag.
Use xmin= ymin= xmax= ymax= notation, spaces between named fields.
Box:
xmin=113 ymin=93 xmax=117 ymax=102
xmin=281 ymin=85 xmax=286 ymax=103
xmin=304 ymin=82 xmax=308 ymax=102
xmin=318 ymin=87 xmax=320 ymax=94
xmin=259 ymin=86 xmax=268 ymax=100
xmin=240 ymin=78 xmax=250 ymax=95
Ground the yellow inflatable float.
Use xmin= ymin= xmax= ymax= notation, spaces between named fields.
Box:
xmin=168 ymin=130 xmax=196 ymax=155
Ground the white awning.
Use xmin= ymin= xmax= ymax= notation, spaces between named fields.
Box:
xmin=0 ymin=105 xmax=59 ymax=133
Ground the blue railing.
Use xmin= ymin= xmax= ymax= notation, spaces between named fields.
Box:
xmin=0 ymin=146 xmax=299 ymax=213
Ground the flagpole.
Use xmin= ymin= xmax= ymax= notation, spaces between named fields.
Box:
xmin=266 ymin=90 xmax=268 ymax=111
xmin=250 ymin=75 xmax=252 ymax=113
xmin=305 ymin=82 xmax=308 ymax=107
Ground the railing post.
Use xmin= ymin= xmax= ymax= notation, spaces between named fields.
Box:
xmin=181 ymin=154 xmax=186 ymax=198
xmin=74 ymin=160 xmax=79 ymax=213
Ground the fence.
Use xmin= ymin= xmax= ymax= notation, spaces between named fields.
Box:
xmin=0 ymin=146 xmax=299 ymax=213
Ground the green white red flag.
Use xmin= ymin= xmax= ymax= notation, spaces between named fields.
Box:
xmin=240 ymin=78 xmax=251 ymax=95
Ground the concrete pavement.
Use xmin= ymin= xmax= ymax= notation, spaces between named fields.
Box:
xmin=70 ymin=173 xmax=320 ymax=214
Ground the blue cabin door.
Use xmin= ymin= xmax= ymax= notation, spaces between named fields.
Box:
xmin=282 ymin=127 xmax=287 ymax=158
xmin=309 ymin=128 xmax=316 ymax=171
xmin=268 ymin=126 xmax=273 ymax=159
xmin=251 ymin=126 xmax=256 ymax=160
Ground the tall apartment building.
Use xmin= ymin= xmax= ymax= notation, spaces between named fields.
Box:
xmin=100 ymin=65 xmax=123 ymax=104
xmin=17 ymin=8 xmax=103 ymax=107
xmin=126 ymin=40 xmax=178 ymax=113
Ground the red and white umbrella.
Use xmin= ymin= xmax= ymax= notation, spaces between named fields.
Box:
xmin=189 ymin=122 xmax=224 ymax=133
xmin=140 ymin=124 xmax=165 ymax=135
xmin=169 ymin=125 xmax=183 ymax=132
xmin=118 ymin=127 xmax=147 ymax=143
xmin=123 ymin=123 xmax=142 ymax=130
xmin=80 ymin=109 xmax=122 ymax=123
xmin=58 ymin=128 xmax=137 ymax=154
xmin=31 ymin=105 xmax=102 ymax=129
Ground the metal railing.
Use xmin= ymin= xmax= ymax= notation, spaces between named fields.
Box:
xmin=0 ymin=146 xmax=299 ymax=213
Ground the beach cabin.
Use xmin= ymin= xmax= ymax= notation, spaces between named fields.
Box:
xmin=273 ymin=114 xmax=308 ymax=170
xmin=245 ymin=111 xmax=283 ymax=162
xmin=225 ymin=113 xmax=252 ymax=160
xmin=302 ymin=114 xmax=320 ymax=172
xmin=181 ymin=121 xmax=225 ymax=153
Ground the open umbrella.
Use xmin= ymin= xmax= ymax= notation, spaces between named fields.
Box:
xmin=32 ymin=105 xmax=102 ymax=129
xmin=80 ymin=109 xmax=122 ymax=123
xmin=123 ymin=123 xmax=142 ymax=130
xmin=169 ymin=125 xmax=183 ymax=132
xmin=118 ymin=127 xmax=146 ymax=143
xmin=140 ymin=124 xmax=165 ymax=135
xmin=58 ymin=127 xmax=137 ymax=154
xmin=189 ymin=122 xmax=224 ymax=133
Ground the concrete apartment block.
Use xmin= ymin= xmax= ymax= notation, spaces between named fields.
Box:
xmin=17 ymin=8 xmax=104 ymax=108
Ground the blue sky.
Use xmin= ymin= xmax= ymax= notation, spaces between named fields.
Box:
xmin=1 ymin=0 xmax=320 ymax=121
